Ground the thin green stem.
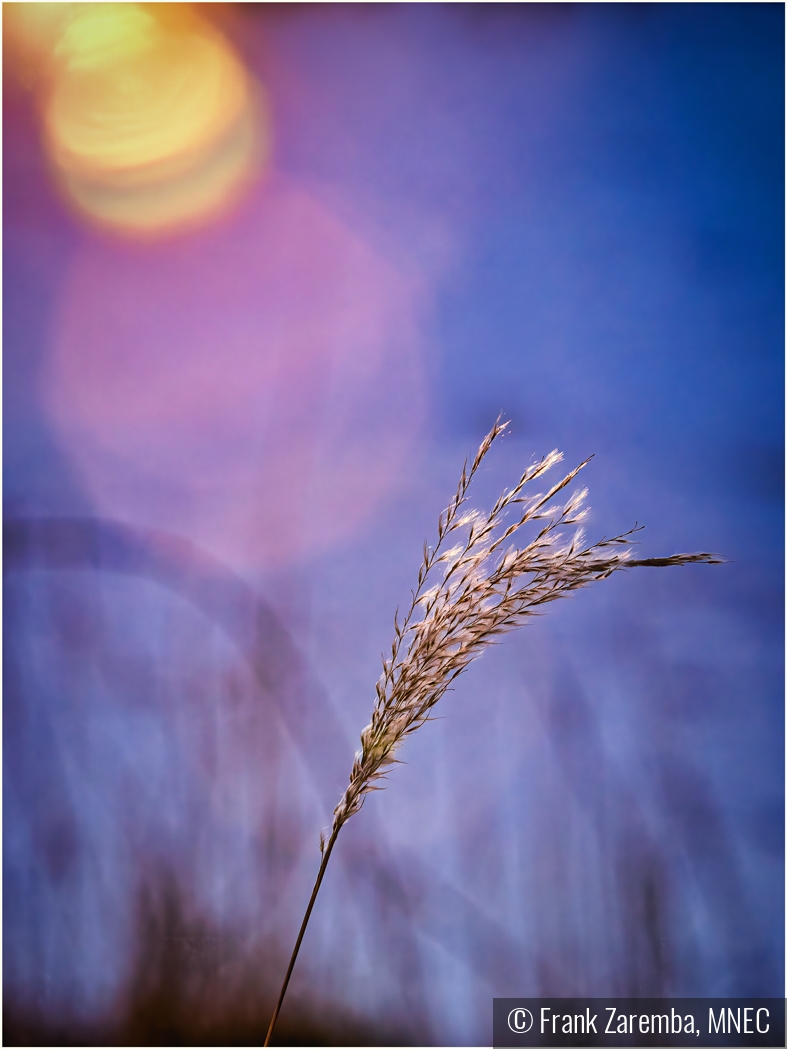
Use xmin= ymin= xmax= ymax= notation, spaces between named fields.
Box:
xmin=263 ymin=825 xmax=341 ymax=1047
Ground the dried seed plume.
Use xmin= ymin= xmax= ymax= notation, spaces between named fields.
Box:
xmin=325 ymin=419 xmax=723 ymax=847
xmin=265 ymin=418 xmax=723 ymax=1045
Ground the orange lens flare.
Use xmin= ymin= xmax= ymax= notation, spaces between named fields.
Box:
xmin=6 ymin=3 xmax=268 ymax=235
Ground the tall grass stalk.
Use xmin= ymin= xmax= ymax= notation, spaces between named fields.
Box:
xmin=264 ymin=420 xmax=722 ymax=1045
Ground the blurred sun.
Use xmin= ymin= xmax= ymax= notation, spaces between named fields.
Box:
xmin=5 ymin=3 xmax=268 ymax=236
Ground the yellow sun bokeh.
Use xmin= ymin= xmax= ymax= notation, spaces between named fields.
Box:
xmin=5 ymin=3 xmax=268 ymax=236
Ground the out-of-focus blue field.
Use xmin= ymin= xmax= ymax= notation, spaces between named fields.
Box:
xmin=4 ymin=4 xmax=783 ymax=1045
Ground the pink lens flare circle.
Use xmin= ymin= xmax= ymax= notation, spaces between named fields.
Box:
xmin=43 ymin=183 xmax=428 ymax=570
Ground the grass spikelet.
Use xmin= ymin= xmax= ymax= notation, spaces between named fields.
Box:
xmin=263 ymin=420 xmax=723 ymax=1045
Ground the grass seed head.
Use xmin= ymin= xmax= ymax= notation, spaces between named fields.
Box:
xmin=324 ymin=421 xmax=724 ymax=848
